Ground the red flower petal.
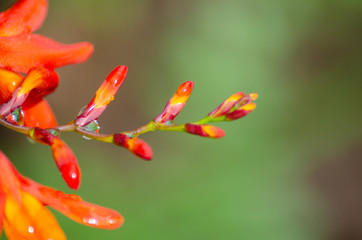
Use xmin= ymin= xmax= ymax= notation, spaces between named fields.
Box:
xmin=0 ymin=0 xmax=48 ymax=37
xmin=22 ymin=98 xmax=57 ymax=128
xmin=0 ymin=33 xmax=94 ymax=73
xmin=19 ymin=176 xmax=124 ymax=229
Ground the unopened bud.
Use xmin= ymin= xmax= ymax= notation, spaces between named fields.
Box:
xmin=153 ymin=81 xmax=194 ymax=125
xmin=185 ymin=124 xmax=225 ymax=138
xmin=113 ymin=133 xmax=153 ymax=160
xmin=75 ymin=65 xmax=128 ymax=127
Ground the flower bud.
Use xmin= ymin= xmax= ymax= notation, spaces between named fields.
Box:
xmin=113 ymin=133 xmax=153 ymax=160
xmin=226 ymin=102 xmax=256 ymax=121
xmin=208 ymin=92 xmax=244 ymax=118
xmin=75 ymin=65 xmax=128 ymax=127
xmin=185 ymin=124 xmax=225 ymax=138
xmin=153 ymin=81 xmax=194 ymax=125
xmin=29 ymin=128 xmax=81 ymax=190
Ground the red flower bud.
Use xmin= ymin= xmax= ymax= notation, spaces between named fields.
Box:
xmin=153 ymin=81 xmax=194 ymax=125
xmin=225 ymin=93 xmax=258 ymax=121
xmin=185 ymin=124 xmax=225 ymax=138
xmin=75 ymin=66 xmax=128 ymax=127
xmin=208 ymin=92 xmax=244 ymax=118
xmin=29 ymin=128 xmax=81 ymax=190
xmin=113 ymin=133 xmax=153 ymax=160
xmin=225 ymin=102 xmax=256 ymax=121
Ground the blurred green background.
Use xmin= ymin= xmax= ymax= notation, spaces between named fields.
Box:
xmin=1 ymin=0 xmax=362 ymax=239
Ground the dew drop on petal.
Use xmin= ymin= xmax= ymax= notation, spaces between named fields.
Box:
xmin=87 ymin=218 xmax=98 ymax=225
xmin=28 ymin=225 xmax=34 ymax=234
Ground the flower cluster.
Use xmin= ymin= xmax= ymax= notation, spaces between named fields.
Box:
xmin=0 ymin=0 xmax=258 ymax=239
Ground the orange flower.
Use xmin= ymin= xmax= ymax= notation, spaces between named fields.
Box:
xmin=0 ymin=0 xmax=94 ymax=128
xmin=0 ymin=151 xmax=123 ymax=240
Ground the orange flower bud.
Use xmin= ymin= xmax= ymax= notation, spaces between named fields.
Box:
xmin=153 ymin=81 xmax=194 ymax=125
xmin=75 ymin=65 xmax=128 ymax=127
xmin=185 ymin=124 xmax=225 ymax=138
xmin=113 ymin=133 xmax=153 ymax=160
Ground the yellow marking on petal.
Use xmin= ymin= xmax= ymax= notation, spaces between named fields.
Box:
xmin=0 ymin=68 xmax=24 ymax=103
xmin=249 ymin=93 xmax=258 ymax=100
xmin=227 ymin=92 xmax=245 ymax=102
xmin=17 ymin=67 xmax=49 ymax=96
xmin=242 ymin=103 xmax=256 ymax=111
xmin=4 ymin=191 xmax=66 ymax=240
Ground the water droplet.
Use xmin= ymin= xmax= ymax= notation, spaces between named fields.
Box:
xmin=28 ymin=226 xmax=34 ymax=234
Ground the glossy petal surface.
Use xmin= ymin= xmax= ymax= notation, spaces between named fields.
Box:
xmin=0 ymin=34 xmax=93 ymax=73
xmin=0 ymin=0 xmax=48 ymax=37
xmin=22 ymin=98 xmax=57 ymax=128
xmin=0 ymin=68 xmax=24 ymax=104
xmin=19 ymin=177 xmax=124 ymax=229
xmin=4 ymin=192 xmax=66 ymax=240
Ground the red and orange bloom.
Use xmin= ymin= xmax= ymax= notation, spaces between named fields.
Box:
xmin=153 ymin=81 xmax=194 ymax=125
xmin=209 ymin=92 xmax=258 ymax=120
xmin=75 ymin=65 xmax=128 ymax=127
xmin=113 ymin=133 xmax=153 ymax=160
xmin=0 ymin=151 xmax=123 ymax=239
xmin=0 ymin=67 xmax=58 ymax=117
xmin=28 ymin=128 xmax=81 ymax=190
xmin=208 ymin=92 xmax=245 ymax=118
xmin=225 ymin=93 xmax=258 ymax=121
xmin=0 ymin=0 xmax=93 ymax=128
xmin=185 ymin=123 xmax=225 ymax=138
